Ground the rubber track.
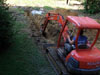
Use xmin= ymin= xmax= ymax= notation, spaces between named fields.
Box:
xmin=45 ymin=47 xmax=71 ymax=75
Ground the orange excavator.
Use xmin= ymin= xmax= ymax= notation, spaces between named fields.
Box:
xmin=41 ymin=12 xmax=100 ymax=75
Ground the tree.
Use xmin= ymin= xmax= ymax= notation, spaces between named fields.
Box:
xmin=0 ymin=0 xmax=13 ymax=51
xmin=84 ymin=0 xmax=100 ymax=14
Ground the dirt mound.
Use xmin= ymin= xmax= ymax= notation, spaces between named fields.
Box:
xmin=25 ymin=8 xmax=78 ymax=43
xmin=49 ymin=8 xmax=78 ymax=19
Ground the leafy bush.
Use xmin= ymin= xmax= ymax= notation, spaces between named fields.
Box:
xmin=84 ymin=0 xmax=100 ymax=14
xmin=0 ymin=0 xmax=13 ymax=50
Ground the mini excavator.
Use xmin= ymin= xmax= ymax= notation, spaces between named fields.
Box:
xmin=41 ymin=12 xmax=100 ymax=75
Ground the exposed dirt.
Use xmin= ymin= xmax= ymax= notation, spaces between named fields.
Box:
xmin=26 ymin=8 xmax=78 ymax=43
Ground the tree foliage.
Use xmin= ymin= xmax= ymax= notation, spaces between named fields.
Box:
xmin=84 ymin=0 xmax=100 ymax=14
xmin=0 ymin=0 xmax=13 ymax=50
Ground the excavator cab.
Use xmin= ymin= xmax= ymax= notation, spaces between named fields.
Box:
xmin=57 ymin=16 xmax=100 ymax=75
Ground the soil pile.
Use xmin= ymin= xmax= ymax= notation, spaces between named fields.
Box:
xmin=49 ymin=8 xmax=78 ymax=19
xmin=25 ymin=8 xmax=78 ymax=43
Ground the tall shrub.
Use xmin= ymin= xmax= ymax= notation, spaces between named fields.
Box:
xmin=0 ymin=0 xmax=13 ymax=50
xmin=84 ymin=0 xmax=100 ymax=14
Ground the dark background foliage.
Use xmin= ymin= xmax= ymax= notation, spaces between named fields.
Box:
xmin=0 ymin=0 xmax=13 ymax=50
xmin=84 ymin=0 xmax=100 ymax=14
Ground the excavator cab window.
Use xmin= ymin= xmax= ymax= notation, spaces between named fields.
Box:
xmin=62 ymin=21 xmax=99 ymax=53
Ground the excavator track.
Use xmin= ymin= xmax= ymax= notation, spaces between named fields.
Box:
xmin=32 ymin=33 xmax=71 ymax=75
xmin=42 ymin=44 xmax=71 ymax=75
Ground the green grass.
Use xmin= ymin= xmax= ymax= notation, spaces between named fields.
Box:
xmin=43 ymin=6 xmax=54 ymax=10
xmin=0 ymin=16 xmax=56 ymax=75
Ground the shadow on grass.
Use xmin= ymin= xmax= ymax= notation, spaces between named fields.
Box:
xmin=0 ymin=5 xmax=56 ymax=75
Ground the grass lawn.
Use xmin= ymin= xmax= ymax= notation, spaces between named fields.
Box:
xmin=0 ymin=7 xmax=56 ymax=75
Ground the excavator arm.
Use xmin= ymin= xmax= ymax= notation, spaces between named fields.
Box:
xmin=42 ymin=12 xmax=69 ymax=43
xmin=42 ymin=12 xmax=65 ymax=33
